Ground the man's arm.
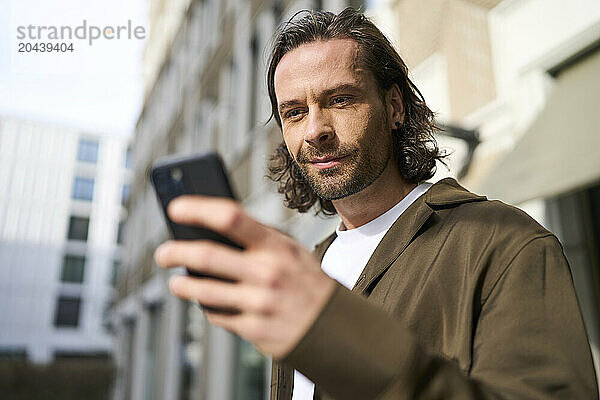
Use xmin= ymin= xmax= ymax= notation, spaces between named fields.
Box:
xmin=284 ymin=236 xmax=598 ymax=399
xmin=155 ymin=196 xmax=598 ymax=399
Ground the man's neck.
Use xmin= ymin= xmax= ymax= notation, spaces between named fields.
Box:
xmin=332 ymin=160 xmax=417 ymax=230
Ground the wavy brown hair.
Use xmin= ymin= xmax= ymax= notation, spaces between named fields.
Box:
xmin=266 ymin=8 xmax=446 ymax=215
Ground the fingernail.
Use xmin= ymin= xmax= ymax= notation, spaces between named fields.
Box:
xmin=167 ymin=198 xmax=184 ymax=218
xmin=154 ymin=245 xmax=165 ymax=265
xmin=168 ymin=275 xmax=184 ymax=291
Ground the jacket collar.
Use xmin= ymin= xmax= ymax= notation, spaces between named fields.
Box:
xmin=424 ymin=177 xmax=487 ymax=208
xmin=313 ymin=178 xmax=486 ymax=295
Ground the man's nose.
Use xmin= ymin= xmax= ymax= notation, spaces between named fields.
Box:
xmin=304 ymin=107 xmax=333 ymax=146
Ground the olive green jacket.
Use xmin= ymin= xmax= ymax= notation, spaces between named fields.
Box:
xmin=270 ymin=178 xmax=598 ymax=399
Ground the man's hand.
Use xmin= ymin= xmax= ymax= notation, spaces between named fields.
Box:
xmin=154 ymin=195 xmax=336 ymax=359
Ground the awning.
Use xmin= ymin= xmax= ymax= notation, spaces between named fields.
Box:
xmin=474 ymin=49 xmax=600 ymax=204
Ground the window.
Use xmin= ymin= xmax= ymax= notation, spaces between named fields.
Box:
xmin=116 ymin=221 xmax=124 ymax=245
xmin=67 ymin=216 xmax=90 ymax=241
xmin=121 ymin=184 xmax=131 ymax=206
xmin=125 ymin=147 xmax=133 ymax=169
xmin=144 ymin=304 xmax=163 ymax=400
xmin=273 ymin=0 xmax=282 ymax=22
xmin=0 ymin=348 xmax=27 ymax=360
xmin=102 ymin=302 xmax=115 ymax=334
xmin=72 ymin=177 xmax=94 ymax=201
xmin=54 ymin=296 xmax=81 ymax=327
xmin=111 ymin=260 xmax=119 ymax=286
xmin=61 ymin=255 xmax=85 ymax=283
xmin=77 ymin=139 xmax=99 ymax=163
xmin=233 ymin=338 xmax=266 ymax=399
xmin=249 ymin=31 xmax=259 ymax=130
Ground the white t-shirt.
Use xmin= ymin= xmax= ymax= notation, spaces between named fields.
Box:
xmin=292 ymin=182 xmax=432 ymax=400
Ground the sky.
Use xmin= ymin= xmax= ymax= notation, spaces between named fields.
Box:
xmin=0 ymin=0 xmax=148 ymax=137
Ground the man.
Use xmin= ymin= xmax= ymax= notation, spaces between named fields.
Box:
xmin=154 ymin=8 xmax=598 ymax=400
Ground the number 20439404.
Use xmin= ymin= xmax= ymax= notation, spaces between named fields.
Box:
xmin=18 ymin=42 xmax=74 ymax=52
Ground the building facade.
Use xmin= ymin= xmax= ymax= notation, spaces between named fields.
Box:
xmin=0 ymin=116 xmax=131 ymax=364
xmin=112 ymin=1 xmax=360 ymax=399
xmin=370 ymin=0 xmax=600 ymax=384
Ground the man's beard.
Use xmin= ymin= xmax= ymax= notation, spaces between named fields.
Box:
xmin=294 ymin=133 xmax=392 ymax=201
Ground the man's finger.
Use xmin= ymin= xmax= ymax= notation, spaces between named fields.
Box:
xmin=168 ymin=276 xmax=275 ymax=314
xmin=155 ymin=240 xmax=253 ymax=283
xmin=167 ymin=196 xmax=272 ymax=248
xmin=203 ymin=312 xmax=283 ymax=357
xmin=204 ymin=311 xmax=249 ymax=336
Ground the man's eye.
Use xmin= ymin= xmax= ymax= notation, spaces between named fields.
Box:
xmin=331 ymin=96 xmax=350 ymax=105
xmin=285 ymin=109 xmax=303 ymax=119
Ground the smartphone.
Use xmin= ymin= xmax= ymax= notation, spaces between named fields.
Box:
xmin=150 ymin=152 xmax=243 ymax=273
xmin=150 ymin=153 xmax=242 ymax=314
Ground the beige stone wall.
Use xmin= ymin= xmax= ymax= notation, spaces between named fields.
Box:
xmin=392 ymin=0 xmax=497 ymax=118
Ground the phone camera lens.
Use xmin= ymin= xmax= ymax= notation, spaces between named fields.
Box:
xmin=171 ymin=168 xmax=183 ymax=182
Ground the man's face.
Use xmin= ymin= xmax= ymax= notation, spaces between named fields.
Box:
xmin=274 ymin=38 xmax=395 ymax=200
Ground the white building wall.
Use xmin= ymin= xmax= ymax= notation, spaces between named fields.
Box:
xmin=0 ymin=116 xmax=130 ymax=363
xmin=489 ymin=0 xmax=600 ymax=101
xmin=464 ymin=0 xmax=600 ymax=174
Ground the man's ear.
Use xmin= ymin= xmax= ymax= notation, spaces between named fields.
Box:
xmin=386 ymin=83 xmax=405 ymax=129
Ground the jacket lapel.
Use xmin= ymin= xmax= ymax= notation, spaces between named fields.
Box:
xmin=352 ymin=178 xmax=486 ymax=295
xmin=351 ymin=195 xmax=433 ymax=295
xmin=313 ymin=232 xmax=337 ymax=263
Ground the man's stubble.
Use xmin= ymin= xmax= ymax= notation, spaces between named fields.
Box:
xmin=293 ymin=110 xmax=393 ymax=201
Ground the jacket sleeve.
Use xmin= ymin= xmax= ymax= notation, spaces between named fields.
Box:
xmin=281 ymin=235 xmax=598 ymax=400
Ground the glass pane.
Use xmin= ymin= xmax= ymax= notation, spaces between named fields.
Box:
xmin=181 ymin=303 xmax=205 ymax=400
xmin=121 ymin=184 xmax=131 ymax=206
xmin=144 ymin=305 xmax=162 ymax=400
xmin=61 ymin=255 xmax=85 ymax=283
xmin=234 ymin=338 xmax=266 ymax=400
xmin=77 ymin=139 xmax=99 ymax=163
xmin=67 ymin=216 xmax=89 ymax=241
xmin=589 ymin=185 xmax=600 ymax=251
xmin=111 ymin=260 xmax=119 ymax=286
xmin=54 ymin=296 xmax=81 ymax=327
xmin=72 ymin=177 xmax=94 ymax=201
xmin=116 ymin=221 xmax=124 ymax=245
xmin=125 ymin=147 xmax=133 ymax=168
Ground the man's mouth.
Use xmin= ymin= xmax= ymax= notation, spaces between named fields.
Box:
xmin=309 ymin=155 xmax=348 ymax=170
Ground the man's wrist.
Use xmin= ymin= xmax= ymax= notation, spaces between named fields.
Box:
xmin=281 ymin=283 xmax=421 ymax=400
xmin=273 ymin=273 xmax=336 ymax=359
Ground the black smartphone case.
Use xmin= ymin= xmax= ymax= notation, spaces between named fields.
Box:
xmin=150 ymin=152 xmax=242 ymax=251
xmin=150 ymin=153 xmax=241 ymax=314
